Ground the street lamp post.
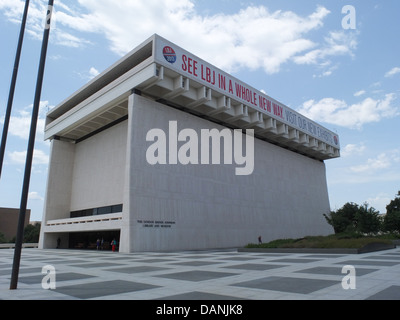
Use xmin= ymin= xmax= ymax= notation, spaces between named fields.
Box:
xmin=0 ymin=0 xmax=30 ymax=179
xmin=10 ymin=0 xmax=55 ymax=290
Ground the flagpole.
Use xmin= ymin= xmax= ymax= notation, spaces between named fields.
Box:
xmin=0 ymin=0 xmax=30 ymax=179
xmin=10 ymin=0 xmax=55 ymax=290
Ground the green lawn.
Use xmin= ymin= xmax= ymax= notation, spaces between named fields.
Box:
xmin=246 ymin=234 xmax=398 ymax=249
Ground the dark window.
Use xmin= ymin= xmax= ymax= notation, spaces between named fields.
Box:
xmin=97 ymin=206 xmax=111 ymax=215
xmin=84 ymin=209 xmax=93 ymax=217
xmin=111 ymin=204 xmax=123 ymax=213
xmin=71 ymin=204 xmax=123 ymax=219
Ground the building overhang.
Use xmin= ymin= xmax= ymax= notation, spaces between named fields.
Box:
xmin=45 ymin=34 xmax=340 ymax=161
xmin=44 ymin=213 xmax=123 ymax=233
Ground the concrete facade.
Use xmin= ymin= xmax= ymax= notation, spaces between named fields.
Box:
xmin=125 ymin=95 xmax=332 ymax=252
xmin=39 ymin=35 xmax=339 ymax=253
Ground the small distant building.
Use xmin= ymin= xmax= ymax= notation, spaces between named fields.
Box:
xmin=0 ymin=208 xmax=31 ymax=242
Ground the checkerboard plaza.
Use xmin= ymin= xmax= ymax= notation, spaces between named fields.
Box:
xmin=39 ymin=34 xmax=340 ymax=253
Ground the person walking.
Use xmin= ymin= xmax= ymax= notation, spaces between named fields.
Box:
xmin=111 ymin=238 xmax=117 ymax=252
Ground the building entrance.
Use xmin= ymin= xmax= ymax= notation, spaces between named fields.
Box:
xmin=68 ymin=230 xmax=120 ymax=251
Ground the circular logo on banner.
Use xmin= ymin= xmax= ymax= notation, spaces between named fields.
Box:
xmin=163 ymin=46 xmax=176 ymax=64
xmin=334 ymin=136 xmax=339 ymax=145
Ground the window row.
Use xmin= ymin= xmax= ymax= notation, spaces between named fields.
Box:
xmin=71 ymin=204 xmax=123 ymax=219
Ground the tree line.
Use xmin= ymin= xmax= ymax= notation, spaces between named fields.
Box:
xmin=324 ymin=195 xmax=400 ymax=235
xmin=0 ymin=222 xmax=41 ymax=244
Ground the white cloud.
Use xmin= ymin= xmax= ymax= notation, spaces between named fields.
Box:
xmin=76 ymin=67 xmax=101 ymax=81
xmin=354 ymin=90 xmax=366 ymax=97
xmin=341 ymin=143 xmax=366 ymax=157
xmin=350 ymin=150 xmax=400 ymax=173
xmin=7 ymin=115 xmax=45 ymax=141
xmin=385 ymin=67 xmax=400 ymax=78
xmin=297 ymin=93 xmax=399 ymax=129
xmin=366 ymin=193 xmax=392 ymax=214
xmin=0 ymin=0 xmax=24 ymax=22
xmin=28 ymin=191 xmax=44 ymax=201
xmin=2 ymin=1 xmax=359 ymax=75
xmin=52 ymin=30 xmax=92 ymax=48
xmin=294 ymin=30 xmax=358 ymax=66
xmin=312 ymin=64 xmax=339 ymax=78
xmin=67 ymin=1 xmax=334 ymax=74
xmin=0 ymin=0 xmax=93 ymax=48
xmin=0 ymin=101 xmax=51 ymax=142
xmin=89 ymin=67 xmax=100 ymax=79
xmin=8 ymin=149 xmax=49 ymax=165
xmin=350 ymin=153 xmax=391 ymax=173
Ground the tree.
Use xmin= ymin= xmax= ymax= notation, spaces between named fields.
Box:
xmin=324 ymin=202 xmax=381 ymax=235
xmin=386 ymin=196 xmax=400 ymax=214
xmin=324 ymin=202 xmax=359 ymax=234
xmin=0 ymin=232 xmax=7 ymax=244
xmin=383 ymin=211 xmax=400 ymax=233
xmin=356 ymin=203 xmax=381 ymax=234
xmin=383 ymin=196 xmax=400 ymax=233
xmin=23 ymin=223 xmax=41 ymax=243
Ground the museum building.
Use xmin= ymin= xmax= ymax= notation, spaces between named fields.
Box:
xmin=39 ymin=34 xmax=340 ymax=252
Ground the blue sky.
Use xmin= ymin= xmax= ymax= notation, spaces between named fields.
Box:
xmin=0 ymin=0 xmax=399 ymax=222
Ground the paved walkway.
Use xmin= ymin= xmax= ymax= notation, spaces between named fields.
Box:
xmin=0 ymin=247 xmax=399 ymax=300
